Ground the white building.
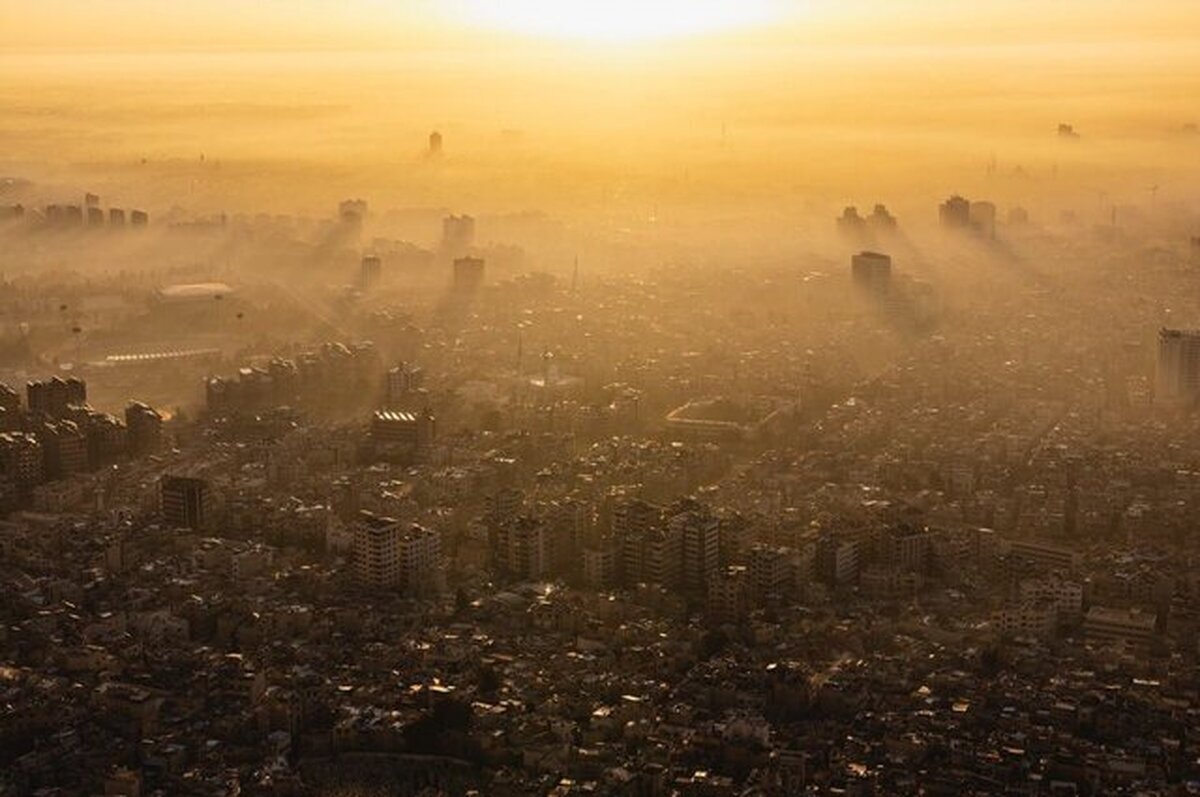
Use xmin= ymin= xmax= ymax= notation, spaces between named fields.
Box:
xmin=353 ymin=514 xmax=441 ymax=595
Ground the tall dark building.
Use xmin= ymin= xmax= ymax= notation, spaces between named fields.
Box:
xmin=428 ymin=130 xmax=444 ymax=158
xmin=453 ymin=257 xmax=485 ymax=293
xmin=869 ymin=204 xmax=897 ymax=231
xmin=0 ymin=381 xmax=19 ymax=412
xmin=0 ymin=432 xmax=44 ymax=496
xmin=161 ymin=476 xmax=209 ymax=529
xmin=126 ymin=401 xmax=164 ymax=457
xmin=673 ymin=502 xmax=720 ymax=596
xmin=27 ymin=377 xmax=86 ymax=418
xmin=360 ymin=255 xmax=382 ymax=289
xmin=837 ymin=206 xmax=867 ymax=237
xmin=939 ymin=195 xmax=972 ymax=229
xmin=969 ymin=200 xmax=997 ymax=239
xmin=1157 ymin=328 xmax=1200 ymax=403
xmin=851 ymin=251 xmax=892 ymax=293
xmin=39 ymin=420 xmax=89 ymax=479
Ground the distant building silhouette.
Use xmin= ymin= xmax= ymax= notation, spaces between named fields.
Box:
xmin=360 ymin=255 xmax=382 ymax=289
xmin=851 ymin=251 xmax=892 ymax=294
xmin=429 ymin=130 xmax=444 ymax=158
xmin=868 ymin=204 xmax=897 ymax=232
xmin=442 ymin=214 xmax=476 ymax=257
xmin=125 ymin=401 xmax=164 ymax=456
xmin=27 ymin=377 xmax=86 ymax=418
xmin=969 ymin=201 xmax=997 ymax=239
xmin=939 ymin=195 xmax=971 ymax=229
xmin=161 ymin=475 xmax=209 ymax=529
xmin=940 ymin=195 xmax=995 ymax=238
xmin=1157 ymin=328 xmax=1200 ymax=403
xmin=338 ymin=199 xmax=367 ymax=225
xmin=836 ymin=206 xmax=867 ymax=237
xmin=453 ymin=256 xmax=485 ymax=293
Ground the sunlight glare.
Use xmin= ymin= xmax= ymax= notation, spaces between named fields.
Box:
xmin=458 ymin=0 xmax=778 ymax=43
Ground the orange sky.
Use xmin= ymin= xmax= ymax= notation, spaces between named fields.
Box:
xmin=3 ymin=1 xmax=1200 ymax=52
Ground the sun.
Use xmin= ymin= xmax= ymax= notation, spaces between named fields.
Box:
xmin=458 ymin=0 xmax=778 ymax=44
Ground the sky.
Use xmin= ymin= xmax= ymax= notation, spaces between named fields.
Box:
xmin=3 ymin=0 xmax=1200 ymax=52
xmin=1 ymin=0 xmax=1197 ymax=228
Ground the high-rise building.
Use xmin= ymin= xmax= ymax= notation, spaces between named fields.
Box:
xmin=79 ymin=410 xmax=127 ymax=468
xmin=161 ymin=476 xmax=208 ymax=529
xmin=673 ymin=501 xmax=720 ymax=596
xmin=354 ymin=513 xmax=403 ymax=589
xmin=869 ymin=204 xmax=897 ymax=231
xmin=0 ymin=432 xmax=44 ymax=496
xmin=882 ymin=527 xmax=930 ymax=574
xmin=0 ymin=383 xmax=19 ymax=413
xmin=486 ymin=487 xmax=525 ymax=527
xmin=749 ymin=543 xmax=796 ymax=601
xmin=385 ymin=362 xmax=425 ymax=408
xmin=452 ymin=257 xmax=485 ymax=293
xmin=969 ymin=201 xmax=997 ymax=239
xmin=400 ymin=523 xmax=442 ymax=596
xmin=707 ymin=565 xmax=749 ymax=625
xmin=940 ymin=194 xmax=997 ymax=237
xmin=939 ymin=195 xmax=972 ymax=229
xmin=0 ymin=383 xmax=20 ymax=431
xmin=582 ymin=547 xmax=618 ymax=589
xmin=614 ymin=498 xmax=662 ymax=584
xmin=836 ymin=206 xmax=867 ymax=237
xmin=371 ymin=410 xmax=435 ymax=450
xmin=125 ymin=402 xmax=164 ymax=457
xmin=494 ymin=516 xmax=547 ymax=581
xmin=38 ymin=420 xmax=88 ymax=479
xmin=428 ymin=130 xmax=444 ymax=158
xmin=816 ymin=536 xmax=860 ymax=586
xmin=851 ymin=251 xmax=892 ymax=293
xmin=360 ymin=255 xmax=382 ymax=289
xmin=27 ymin=377 xmax=87 ymax=418
xmin=338 ymin=199 xmax=367 ymax=226
xmin=623 ymin=523 xmax=682 ymax=589
xmin=1157 ymin=328 xmax=1200 ymax=403
xmin=442 ymin=214 xmax=476 ymax=257
xmin=353 ymin=513 xmax=441 ymax=594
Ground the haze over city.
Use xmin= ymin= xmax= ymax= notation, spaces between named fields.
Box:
xmin=2 ymin=2 xmax=1200 ymax=795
